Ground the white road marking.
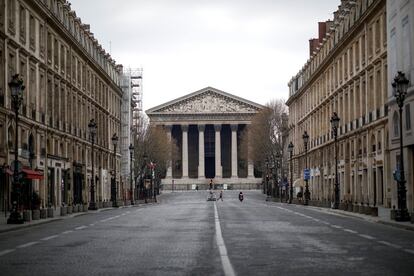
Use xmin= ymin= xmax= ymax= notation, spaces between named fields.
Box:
xmin=343 ymin=229 xmax=358 ymax=234
xmin=377 ymin=241 xmax=402 ymax=249
xmin=0 ymin=249 xmax=16 ymax=256
xmin=41 ymin=235 xmax=59 ymax=241
xmin=75 ymin=226 xmax=87 ymax=230
xmin=312 ymin=219 xmax=320 ymax=222
xmin=62 ymin=230 xmax=74 ymax=234
xmin=16 ymin=241 xmax=39 ymax=248
xmin=89 ymin=224 xmax=95 ymax=226
xmin=404 ymin=249 xmax=414 ymax=255
xmin=126 ymin=211 xmax=131 ymax=214
xmin=359 ymin=234 xmax=376 ymax=240
xmin=214 ymin=203 xmax=236 ymax=276
xmin=331 ymin=225 xmax=343 ymax=229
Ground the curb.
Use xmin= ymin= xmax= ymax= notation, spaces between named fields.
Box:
xmin=0 ymin=204 xmax=151 ymax=234
xmin=291 ymin=203 xmax=414 ymax=232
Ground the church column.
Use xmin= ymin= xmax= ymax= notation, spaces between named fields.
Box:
xmin=246 ymin=125 xmax=254 ymax=178
xmin=231 ymin=124 xmax=238 ymax=178
xmin=198 ymin=124 xmax=205 ymax=178
xmin=182 ymin=124 xmax=189 ymax=178
xmin=165 ymin=125 xmax=173 ymax=178
xmin=214 ymin=124 xmax=222 ymax=178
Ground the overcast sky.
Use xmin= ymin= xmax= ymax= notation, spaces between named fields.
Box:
xmin=69 ymin=0 xmax=340 ymax=111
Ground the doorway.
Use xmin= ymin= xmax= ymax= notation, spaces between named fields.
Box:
xmin=205 ymin=125 xmax=215 ymax=178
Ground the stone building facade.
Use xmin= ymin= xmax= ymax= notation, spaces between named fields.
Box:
xmin=387 ymin=0 xmax=414 ymax=213
xmin=287 ymin=0 xmax=390 ymax=207
xmin=146 ymin=87 xmax=263 ymax=190
xmin=0 ymin=0 xmax=123 ymax=214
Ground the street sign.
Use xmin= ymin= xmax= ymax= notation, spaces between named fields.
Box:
xmin=304 ymin=169 xmax=310 ymax=181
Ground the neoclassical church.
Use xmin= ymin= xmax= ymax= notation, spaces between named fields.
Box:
xmin=146 ymin=87 xmax=264 ymax=190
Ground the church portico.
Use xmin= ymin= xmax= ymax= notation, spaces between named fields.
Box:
xmin=146 ymin=87 xmax=264 ymax=190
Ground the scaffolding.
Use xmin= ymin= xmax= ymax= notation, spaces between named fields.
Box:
xmin=120 ymin=68 xmax=143 ymax=183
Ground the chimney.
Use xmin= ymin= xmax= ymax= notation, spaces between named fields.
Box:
xmin=309 ymin=38 xmax=319 ymax=57
xmin=318 ymin=22 xmax=327 ymax=42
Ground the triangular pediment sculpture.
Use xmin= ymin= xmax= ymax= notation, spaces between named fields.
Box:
xmin=146 ymin=87 xmax=263 ymax=114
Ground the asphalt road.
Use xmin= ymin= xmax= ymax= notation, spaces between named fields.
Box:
xmin=0 ymin=190 xmax=413 ymax=276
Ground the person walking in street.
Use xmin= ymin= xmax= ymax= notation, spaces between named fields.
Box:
xmin=219 ymin=190 xmax=223 ymax=201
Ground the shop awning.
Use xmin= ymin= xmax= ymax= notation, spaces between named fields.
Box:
xmin=22 ymin=168 xmax=44 ymax=180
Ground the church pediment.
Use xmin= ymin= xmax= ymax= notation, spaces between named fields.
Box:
xmin=146 ymin=87 xmax=263 ymax=115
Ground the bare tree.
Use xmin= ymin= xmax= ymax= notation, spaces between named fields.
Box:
xmin=133 ymin=124 xmax=178 ymax=181
xmin=242 ymin=99 xmax=288 ymax=195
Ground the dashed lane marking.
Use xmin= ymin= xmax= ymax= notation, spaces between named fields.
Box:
xmin=41 ymin=235 xmax=59 ymax=241
xmin=377 ymin=241 xmax=402 ymax=249
xmin=404 ymin=249 xmax=414 ymax=255
xmin=61 ymin=230 xmax=74 ymax=234
xmin=89 ymin=224 xmax=95 ymax=227
xmin=343 ymin=229 xmax=358 ymax=234
xmin=214 ymin=203 xmax=236 ymax=276
xmin=0 ymin=249 xmax=16 ymax=256
xmin=331 ymin=225 xmax=343 ymax=229
xmin=359 ymin=234 xmax=376 ymax=240
xmin=16 ymin=241 xmax=39 ymax=248
xmin=75 ymin=226 xmax=88 ymax=230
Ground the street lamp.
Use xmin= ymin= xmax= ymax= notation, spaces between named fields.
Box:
xmin=88 ymin=119 xmax=97 ymax=210
xmin=302 ymin=131 xmax=310 ymax=205
xmin=7 ymin=74 xmax=25 ymax=224
xmin=152 ymin=161 xmax=157 ymax=202
xmin=129 ymin=143 xmax=134 ymax=205
xmin=143 ymin=153 xmax=148 ymax=203
xmin=265 ymin=158 xmax=269 ymax=196
xmin=111 ymin=133 xmax=119 ymax=208
xmin=288 ymin=142 xmax=294 ymax=204
xmin=330 ymin=112 xmax=340 ymax=209
xmin=392 ymin=71 xmax=411 ymax=221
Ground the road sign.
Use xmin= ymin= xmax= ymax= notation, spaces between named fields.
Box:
xmin=304 ymin=169 xmax=310 ymax=181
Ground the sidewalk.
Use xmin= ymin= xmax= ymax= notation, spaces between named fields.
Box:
xmin=296 ymin=203 xmax=414 ymax=231
xmin=0 ymin=199 xmax=157 ymax=234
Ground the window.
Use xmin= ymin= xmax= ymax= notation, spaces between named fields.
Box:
xmin=7 ymin=0 xmax=16 ymax=33
xmin=19 ymin=5 xmax=26 ymax=43
xmin=29 ymin=15 xmax=35 ymax=50
xmin=393 ymin=111 xmax=399 ymax=137
xmin=39 ymin=24 xmax=45 ymax=57
xmin=406 ymin=104 xmax=411 ymax=131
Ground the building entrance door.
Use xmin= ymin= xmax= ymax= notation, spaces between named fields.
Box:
xmin=205 ymin=125 xmax=215 ymax=178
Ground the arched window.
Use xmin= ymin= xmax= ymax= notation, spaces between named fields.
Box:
xmin=405 ymin=104 xmax=411 ymax=131
xmin=393 ymin=111 xmax=399 ymax=137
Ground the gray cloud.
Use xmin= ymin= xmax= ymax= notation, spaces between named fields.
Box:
xmin=69 ymin=0 xmax=340 ymax=109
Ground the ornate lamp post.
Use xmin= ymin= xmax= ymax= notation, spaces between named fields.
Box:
xmin=129 ymin=144 xmax=135 ymax=205
xmin=392 ymin=71 xmax=410 ymax=221
xmin=111 ymin=133 xmax=119 ymax=208
xmin=7 ymin=74 xmax=25 ymax=224
xmin=143 ymin=153 xmax=148 ymax=203
xmin=288 ymin=142 xmax=294 ymax=204
xmin=302 ymin=131 xmax=310 ymax=205
xmin=88 ymin=119 xmax=97 ymax=210
xmin=330 ymin=112 xmax=340 ymax=209
xmin=265 ymin=158 xmax=269 ymax=196
xmin=152 ymin=161 xmax=157 ymax=202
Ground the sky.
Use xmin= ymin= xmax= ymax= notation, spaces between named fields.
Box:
xmin=69 ymin=0 xmax=340 ymax=111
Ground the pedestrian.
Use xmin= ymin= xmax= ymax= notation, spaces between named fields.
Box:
xmin=219 ymin=190 xmax=223 ymax=201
